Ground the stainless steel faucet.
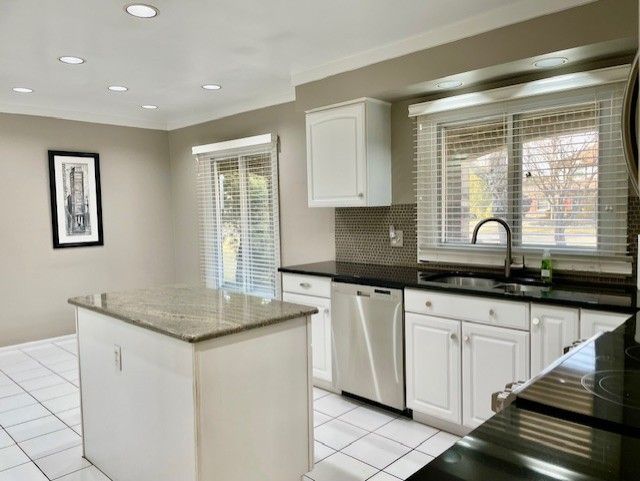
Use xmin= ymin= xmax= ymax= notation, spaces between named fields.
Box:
xmin=471 ymin=217 xmax=513 ymax=278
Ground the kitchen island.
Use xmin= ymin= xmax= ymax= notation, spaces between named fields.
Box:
xmin=68 ymin=286 xmax=318 ymax=481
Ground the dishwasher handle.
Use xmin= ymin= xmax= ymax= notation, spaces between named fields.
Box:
xmin=356 ymin=290 xmax=371 ymax=297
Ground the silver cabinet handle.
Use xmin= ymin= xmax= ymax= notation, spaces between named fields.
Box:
xmin=324 ymin=308 xmax=330 ymax=315
xmin=450 ymin=333 xmax=457 ymax=341
xmin=489 ymin=309 xmax=496 ymax=317
xmin=532 ymin=317 xmax=540 ymax=326
xmin=463 ymin=335 xmax=470 ymax=343
xmin=425 ymin=301 xmax=432 ymax=308
xmin=358 ymin=192 xmax=364 ymax=198
xmin=299 ymin=282 xmax=311 ymax=288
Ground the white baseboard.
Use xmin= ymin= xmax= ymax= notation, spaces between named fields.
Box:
xmin=0 ymin=333 xmax=77 ymax=353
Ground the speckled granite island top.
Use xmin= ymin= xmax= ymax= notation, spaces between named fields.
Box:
xmin=68 ymin=286 xmax=318 ymax=343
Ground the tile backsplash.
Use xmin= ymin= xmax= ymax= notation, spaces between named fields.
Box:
xmin=335 ymin=204 xmax=417 ymax=266
xmin=336 ymin=191 xmax=640 ymax=286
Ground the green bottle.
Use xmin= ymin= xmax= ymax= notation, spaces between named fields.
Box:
xmin=541 ymin=249 xmax=553 ymax=283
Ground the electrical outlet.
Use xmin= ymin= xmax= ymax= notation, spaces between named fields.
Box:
xmin=114 ymin=345 xmax=122 ymax=371
xmin=390 ymin=230 xmax=404 ymax=247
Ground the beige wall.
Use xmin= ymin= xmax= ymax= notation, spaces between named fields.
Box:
xmin=167 ymin=0 xmax=638 ymax=283
xmin=0 ymin=113 xmax=174 ymax=346
xmin=296 ymin=0 xmax=637 ymax=206
xmin=167 ymin=102 xmax=335 ymax=285
xmin=2 ymin=0 xmax=636 ymax=345
xmin=295 ymin=0 xmax=636 ymax=110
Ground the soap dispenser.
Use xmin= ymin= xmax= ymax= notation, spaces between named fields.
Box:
xmin=541 ymin=249 xmax=553 ymax=283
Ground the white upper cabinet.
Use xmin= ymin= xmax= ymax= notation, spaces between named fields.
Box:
xmin=530 ymin=304 xmax=579 ymax=376
xmin=306 ymin=98 xmax=391 ymax=207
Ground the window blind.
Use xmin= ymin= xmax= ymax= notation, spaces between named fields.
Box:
xmin=415 ymin=82 xmax=629 ymax=269
xmin=195 ymin=136 xmax=281 ymax=298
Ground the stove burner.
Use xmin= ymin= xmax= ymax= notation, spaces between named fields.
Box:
xmin=581 ymin=370 xmax=640 ymax=409
xmin=626 ymin=345 xmax=640 ymax=362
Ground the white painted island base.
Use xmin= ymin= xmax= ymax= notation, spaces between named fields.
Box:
xmin=76 ymin=308 xmax=313 ymax=481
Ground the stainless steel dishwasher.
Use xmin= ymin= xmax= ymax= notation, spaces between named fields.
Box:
xmin=332 ymin=282 xmax=405 ymax=410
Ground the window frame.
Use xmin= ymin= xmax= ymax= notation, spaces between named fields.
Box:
xmin=416 ymin=85 xmax=631 ymax=274
xmin=195 ymin=135 xmax=281 ymax=299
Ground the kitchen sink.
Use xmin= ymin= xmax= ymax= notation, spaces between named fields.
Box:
xmin=428 ymin=274 xmax=548 ymax=295
xmin=431 ymin=276 xmax=503 ymax=289
xmin=493 ymin=282 xmax=547 ymax=294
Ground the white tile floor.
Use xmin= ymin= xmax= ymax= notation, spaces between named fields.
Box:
xmin=306 ymin=388 xmax=461 ymax=481
xmin=0 ymin=335 xmax=108 ymax=480
xmin=1 ymin=336 xmax=460 ymax=481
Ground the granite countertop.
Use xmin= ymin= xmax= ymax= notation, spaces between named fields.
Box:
xmin=279 ymin=261 xmax=639 ymax=312
xmin=68 ymin=286 xmax=318 ymax=343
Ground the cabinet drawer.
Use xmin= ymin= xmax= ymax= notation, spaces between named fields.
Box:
xmin=282 ymin=273 xmax=331 ymax=298
xmin=405 ymin=288 xmax=529 ymax=330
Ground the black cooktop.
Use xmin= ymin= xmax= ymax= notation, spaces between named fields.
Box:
xmin=410 ymin=403 xmax=640 ymax=481
xmin=516 ymin=314 xmax=640 ymax=436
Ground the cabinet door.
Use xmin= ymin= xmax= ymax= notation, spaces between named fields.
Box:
xmin=580 ymin=309 xmax=630 ymax=338
xmin=306 ymin=102 xmax=366 ymax=207
xmin=530 ymin=304 xmax=579 ymax=375
xmin=282 ymin=292 xmax=332 ymax=383
xmin=405 ymin=313 xmax=461 ymax=424
xmin=462 ymin=323 xmax=529 ymax=429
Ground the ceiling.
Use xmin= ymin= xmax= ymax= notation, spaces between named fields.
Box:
xmin=0 ymin=0 xmax=594 ymax=130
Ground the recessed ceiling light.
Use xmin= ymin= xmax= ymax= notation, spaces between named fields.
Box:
xmin=108 ymin=85 xmax=128 ymax=92
xmin=125 ymin=4 xmax=159 ymax=18
xmin=202 ymin=84 xmax=221 ymax=90
xmin=534 ymin=57 xmax=568 ymax=68
xmin=141 ymin=104 xmax=158 ymax=109
xmin=436 ymin=80 xmax=463 ymax=89
xmin=59 ymin=56 xmax=85 ymax=65
xmin=12 ymin=87 xmax=33 ymax=93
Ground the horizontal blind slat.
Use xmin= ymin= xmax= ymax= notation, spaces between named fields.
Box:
xmin=195 ymin=140 xmax=280 ymax=297
xmin=416 ymin=83 xmax=628 ymax=259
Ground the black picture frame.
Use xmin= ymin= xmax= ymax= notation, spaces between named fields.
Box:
xmin=48 ymin=150 xmax=104 ymax=249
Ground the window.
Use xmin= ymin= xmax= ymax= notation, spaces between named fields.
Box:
xmin=194 ymin=135 xmax=280 ymax=298
xmin=415 ymin=82 xmax=629 ymax=271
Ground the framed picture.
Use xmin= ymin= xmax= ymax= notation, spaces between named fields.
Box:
xmin=48 ymin=150 xmax=103 ymax=248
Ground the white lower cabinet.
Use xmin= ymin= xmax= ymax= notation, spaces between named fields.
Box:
xmin=405 ymin=313 xmax=461 ymax=424
xmin=282 ymin=291 xmax=332 ymax=384
xmin=530 ymin=304 xmax=579 ymax=375
xmin=580 ymin=309 xmax=629 ymax=338
xmin=405 ymin=289 xmax=529 ymax=432
xmin=461 ymin=322 xmax=529 ymax=429
xmin=404 ymin=288 xmax=631 ymax=433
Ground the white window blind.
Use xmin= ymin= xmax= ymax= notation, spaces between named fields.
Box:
xmin=415 ymin=83 xmax=630 ymax=272
xmin=195 ymin=135 xmax=281 ymax=298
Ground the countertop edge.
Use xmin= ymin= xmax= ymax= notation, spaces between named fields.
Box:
xmin=68 ymin=297 xmax=318 ymax=343
xmin=278 ymin=264 xmax=639 ymax=313
xmin=278 ymin=267 xmax=335 ymax=278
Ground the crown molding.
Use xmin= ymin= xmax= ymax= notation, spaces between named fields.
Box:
xmin=166 ymin=89 xmax=296 ymax=131
xmin=290 ymin=0 xmax=595 ymax=86
xmin=0 ymin=102 xmax=167 ymax=130
xmin=0 ymin=87 xmax=296 ymax=132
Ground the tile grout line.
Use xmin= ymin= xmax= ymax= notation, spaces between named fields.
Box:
xmin=0 ymin=336 xmax=76 ymax=356
xmin=0 ymin=409 xmax=50 ymax=479
xmin=311 ymin=391 xmax=446 ymax=480
xmin=311 ymin=406 xmax=439 ymax=479
xmin=0 ymin=346 xmax=83 ymax=458
xmin=315 ymin=403 xmax=437 ymax=452
xmin=0 ymin=342 xmax=85 ymax=480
